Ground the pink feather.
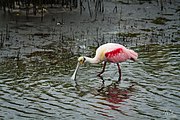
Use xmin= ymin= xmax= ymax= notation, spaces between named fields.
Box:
xmin=97 ymin=43 xmax=138 ymax=63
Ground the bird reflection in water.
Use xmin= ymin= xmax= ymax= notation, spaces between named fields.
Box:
xmin=96 ymin=76 xmax=135 ymax=116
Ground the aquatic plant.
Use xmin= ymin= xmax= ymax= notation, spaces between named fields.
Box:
xmin=140 ymin=29 xmax=153 ymax=32
xmin=151 ymin=17 xmax=170 ymax=25
xmin=116 ymin=32 xmax=141 ymax=37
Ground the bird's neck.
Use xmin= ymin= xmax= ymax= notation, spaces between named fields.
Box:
xmin=84 ymin=56 xmax=100 ymax=64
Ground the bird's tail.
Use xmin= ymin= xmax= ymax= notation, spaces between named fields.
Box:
xmin=129 ymin=49 xmax=138 ymax=61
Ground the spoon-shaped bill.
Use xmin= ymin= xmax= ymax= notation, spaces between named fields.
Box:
xmin=71 ymin=62 xmax=80 ymax=80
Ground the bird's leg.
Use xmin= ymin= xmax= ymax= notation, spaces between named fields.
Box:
xmin=117 ymin=63 xmax=122 ymax=82
xmin=97 ymin=62 xmax=106 ymax=77
xmin=97 ymin=76 xmax=105 ymax=92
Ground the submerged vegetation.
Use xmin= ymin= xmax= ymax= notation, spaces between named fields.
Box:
xmin=140 ymin=29 xmax=153 ymax=32
xmin=151 ymin=17 xmax=171 ymax=25
xmin=116 ymin=32 xmax=141 ymax=37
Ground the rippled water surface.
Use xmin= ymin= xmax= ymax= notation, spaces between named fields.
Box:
xmin=0 ymin=44 xmax=179 ymax=120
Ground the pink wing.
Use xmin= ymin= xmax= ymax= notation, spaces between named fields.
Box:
xmin=105 ymin=48 xmax=138 ymax=63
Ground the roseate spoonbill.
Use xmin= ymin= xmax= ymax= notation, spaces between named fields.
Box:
xmin=71 ymin=43 xmax=138 ymax=82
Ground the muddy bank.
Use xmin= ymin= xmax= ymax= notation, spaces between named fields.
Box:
xmin=0 ymin=0 xmax=179 ymax=61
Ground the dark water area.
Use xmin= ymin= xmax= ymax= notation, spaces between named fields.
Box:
xmin=0 ymin=44 xmax=179 ymax=120
xmin=0 ymin=0 xmax=180 ymax=120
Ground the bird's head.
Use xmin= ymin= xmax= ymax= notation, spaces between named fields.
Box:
xmin=71 ymin=56 xmax=86 ymax=81
xmin=78 ymin=56 xmax=86 ymax=64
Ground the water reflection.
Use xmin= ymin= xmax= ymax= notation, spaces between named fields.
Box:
xmin=90 ymin=76 xmax=135 ymax=117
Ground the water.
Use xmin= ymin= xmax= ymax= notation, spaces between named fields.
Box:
xmin=0 ymin=44 xmax=179 ymax=120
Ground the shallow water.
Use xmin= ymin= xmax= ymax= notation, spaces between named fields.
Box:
xmin=0 ymin=44 xmax=179 ymax=120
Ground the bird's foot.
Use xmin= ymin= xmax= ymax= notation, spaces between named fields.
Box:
xmin=116 ymin=77 xmax=121 ymax=84
xmin=97 ymin=73 xmax=103 ymax=77
xmin=116 ymin=81 xmax=121 ymax=84
xmin=97 ymin=74 xmax=103 ymax=79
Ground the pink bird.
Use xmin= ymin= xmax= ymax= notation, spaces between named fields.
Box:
xmin=71 ymin=43 xmax=138 ymax=82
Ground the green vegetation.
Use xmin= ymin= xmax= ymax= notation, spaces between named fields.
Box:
xmin=172 ymin=37 xmax=180 ymax=42
xmin=151 ymin=17 xmax=171 ymax=25
xmin=116 ymin=32 xmax=141 ymax=37
xmin=177 ymin=30 xmax=180 ymax=34
xmin=140 ymin=29 xmax=153 ymax=32
xmin=117 ymin=0 xmax=130 ymax=4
